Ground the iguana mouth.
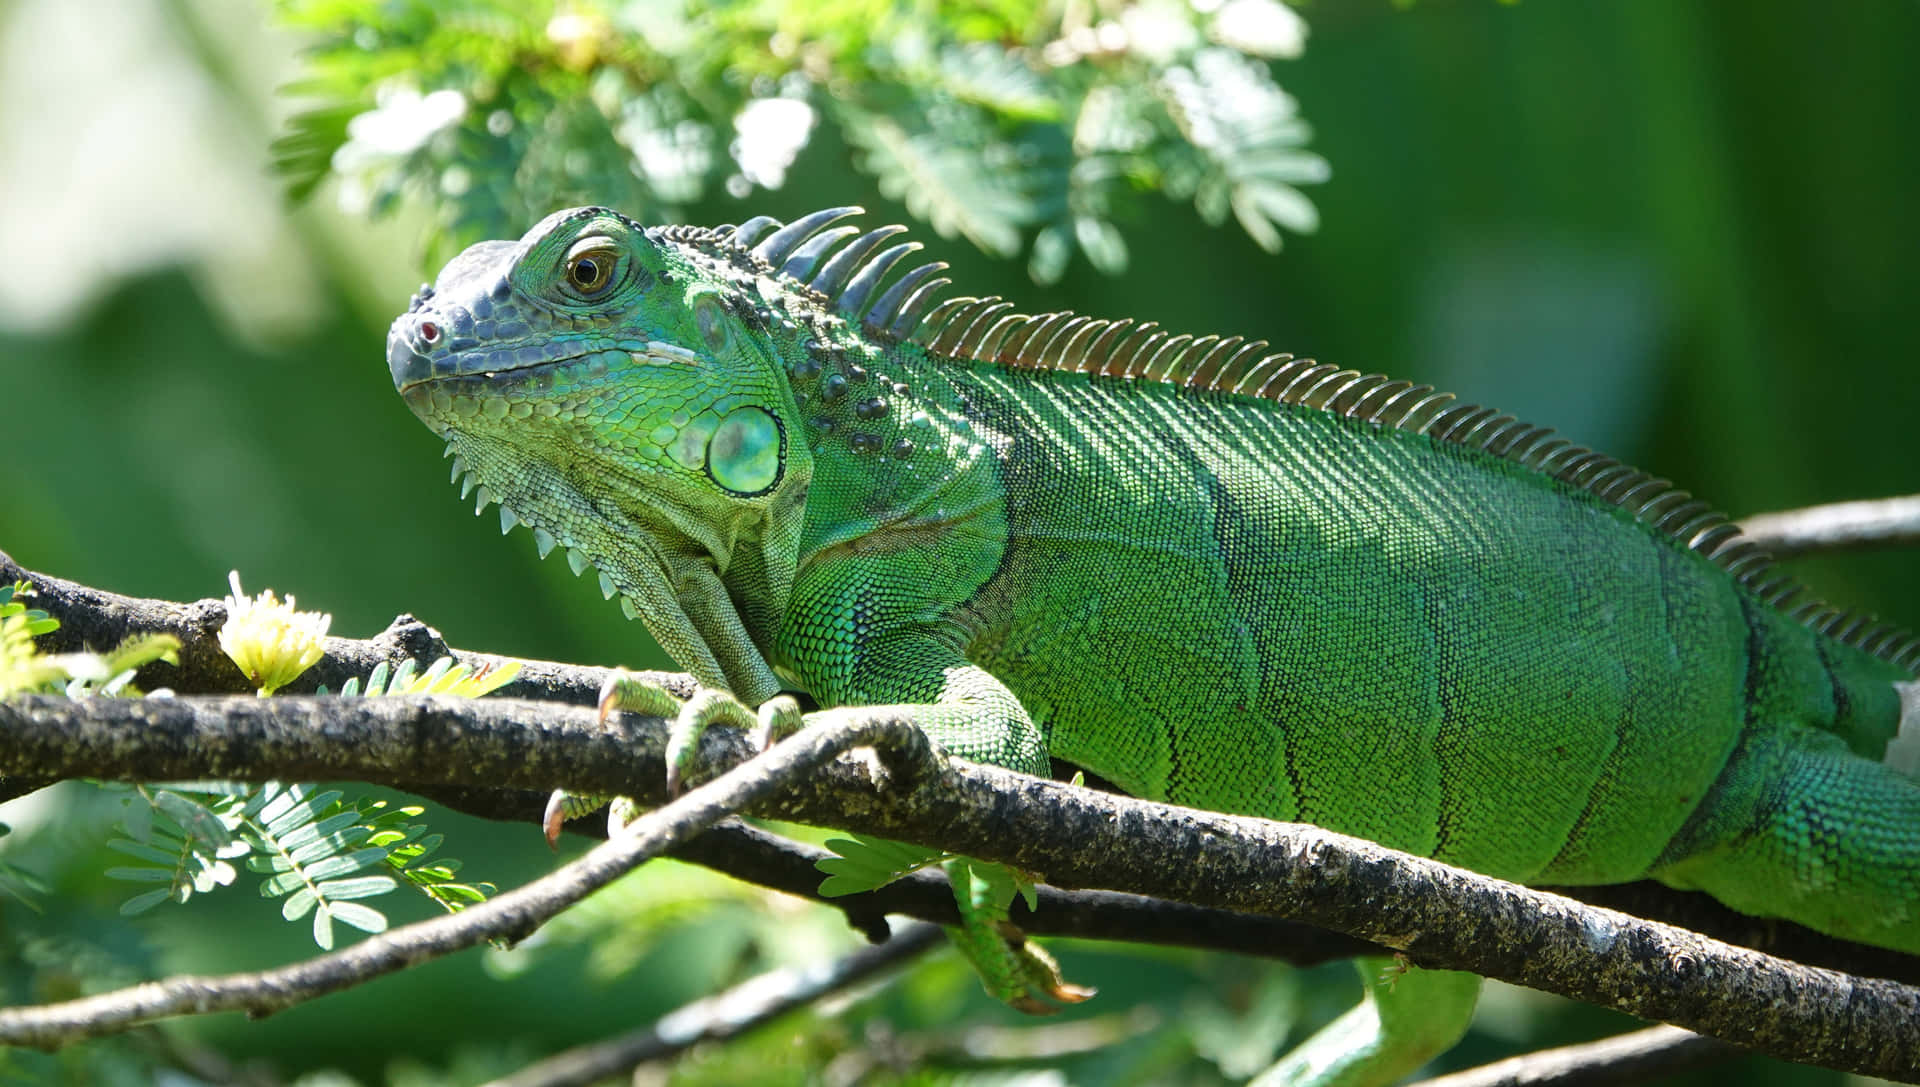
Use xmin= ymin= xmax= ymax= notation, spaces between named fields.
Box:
xmin=388 ymin=318 xmax=703 ymax=393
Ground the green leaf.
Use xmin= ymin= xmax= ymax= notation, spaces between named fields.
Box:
xmin=312 ymin=904 xmax=335 ymax=950
xmin=328 ymin=901 xmax=389 ymax=934
xmin=106 ymin=839 xmax=183 ymax=867
xmin=816 ymin=833 xmax=949 ymax=896
xmin=102 ymin=866 xmax=173 ymax=884
xmin=303 ymin=850 xmax=388 ymax=882
xmin=836 ymin=100 xmax=1041 ymax=259
xmin=316 ymin=875 xmax=398 ymax=901
xmin=118 ymin=889 xmax=172 ymax=916
xmin=282 ymin=887 xmax=318 ymax=922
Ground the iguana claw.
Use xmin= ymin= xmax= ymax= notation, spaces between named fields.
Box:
xmin=542 ymin=671 xmax=691 ymax=845
xmin=661 ymin=688 xmax=758 ymax=796
xmin=944 ymin=858 xmax=1095 ymax=1013
xmin=541 ymin=791 xmax=569 ymax=850
xmin=547 ymin=676 xmax=792 ymax=845
xmin=1005 ymin=922 xmax=1096 ymax=1009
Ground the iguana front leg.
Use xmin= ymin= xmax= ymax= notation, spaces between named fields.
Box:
xmin=580 ymin=631 xmax=1090 ymax=1011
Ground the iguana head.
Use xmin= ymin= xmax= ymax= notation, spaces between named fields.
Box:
xmin=386 ymin=206 xmax=821 ymax=698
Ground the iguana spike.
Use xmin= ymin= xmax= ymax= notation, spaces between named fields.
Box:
xmin=1001 ymin=313 xmax=1075 ymax=368
xmin=1228 ymin=353 xmax=1293 ymax=398
xmin=1367 ymin=381 xmax=1432 ymax=425
xmin=835 ymin=242 xmax=921 ymax=320
xmin=729 ymin=215 xmax=783 ymax=249
xmin=752 ymin=206 xmax=862 ymax=267
xmin=1673 ymin=512 xmax=1722 ymax=544
xmin=1103 ymin=324 xmax=1164 ymax=378
xmin=781 ymin=225 xmax=860 ymax=281
xmin=932 ymin=299 xmax=1013 ymax=357
xmin=952 ymin=303 xmax=1029 ymax=362
xmin=1140 ymin=335 xmax=1198 ymax=385
xmin=1457 ymin=413 xmax=1516 ymax=448
xmin=567 ymin=548 xmax=589 ymax=576
xmin=887 ymin=276 xmax=954 ymax=340
xmin=1325 ymin=373 xmax=1387 ymax=415
xmin=1035 ymin=316 xmax=1096 ymax=369
xmin=1186 ymin=336 xmax=1245 ymax=388
xmin=1276 ymin=363 xmax=1341 ymax=404
xmin=1071 ymin=319 xmax=1134 ymax=375
xmin=1301 ymin=369 xmax=1366 ymax=411
xmin=973 ymin=313 xmax=1033 ymax=363
xmin=864 ymin=262 xmax=949 ymax=337
xmin=533 ymin=527 xmax=557 ymax=559
xmin=1690 ymin=523 xmax=1742 ymax=554
xmin=499 ymin=506 xmax=519 ymax=534
xmin=1498 ymin=421 xmax=1550 ymax=456
xmin=811 ymin=225 xmax=907 ymax=299
xmin=598 ymin=572 xmax=618 ymax=599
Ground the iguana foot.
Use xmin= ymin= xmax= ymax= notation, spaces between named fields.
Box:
xmin=545 ymin=677 xmax=808 ymax=846
xmin=944 ymin=857 xmax=1095 ymax=1013
xmin=542 ymin=670 xmax=691 ymax=846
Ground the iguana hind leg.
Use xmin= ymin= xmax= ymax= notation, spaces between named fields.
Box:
xmin=1251 ymin=960 xmax=1480 ymax=1087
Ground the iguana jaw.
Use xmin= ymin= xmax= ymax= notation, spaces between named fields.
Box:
xmin=388 ymin=340 xmax=703 ymax=394
xmin=431 ymin=421 xmax=775 ymax=693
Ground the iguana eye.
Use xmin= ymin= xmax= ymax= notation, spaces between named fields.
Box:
xmin=563 ymin=244 xmax=618 ymax=299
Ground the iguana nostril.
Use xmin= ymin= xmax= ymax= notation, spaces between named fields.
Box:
xmin=419 ymin=320 xmax=441 ymax=344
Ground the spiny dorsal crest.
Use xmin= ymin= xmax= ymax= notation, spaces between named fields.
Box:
xmin=662 ymin=206 xmax=1920 ymax=674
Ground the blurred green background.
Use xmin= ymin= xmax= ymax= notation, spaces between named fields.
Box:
xmin=1 ymin=0 xmax=1915 ymax=1083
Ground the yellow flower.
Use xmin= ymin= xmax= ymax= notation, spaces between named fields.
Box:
xmin=219 ymin=572 xmax=331 ymax=696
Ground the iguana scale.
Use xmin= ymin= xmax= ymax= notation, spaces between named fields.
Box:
xmin=386 ymin=206 xmax=1920 ymax=1086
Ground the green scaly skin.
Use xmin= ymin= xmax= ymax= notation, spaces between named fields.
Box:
xmin=388 ymin=206 xmax=1920 ymax=1085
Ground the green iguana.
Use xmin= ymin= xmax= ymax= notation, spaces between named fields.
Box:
xmin=386 ymin=205 xmax=1920 ymax=1085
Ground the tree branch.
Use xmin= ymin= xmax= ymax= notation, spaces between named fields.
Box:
xmin=3 ymin=694 xmax=1920 ymax=1079
xmin=484 ymin=923 xmax=945 ymax=1087
xmin=1736 ymin=494 xmax=1920 ymax=558
xmin=1409 ymin=1024 xmax=1737 ymax=1087
xmin=0 ymin=708 xmax=925 ymax=1049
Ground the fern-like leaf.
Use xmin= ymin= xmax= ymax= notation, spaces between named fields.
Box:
xmin=816 ymin=832 xmax=950 ymax=897
xmin=105 ymin=789 xmax=244 ymax=915
xmin=237 ymin=784 xmax=395 ymax=949
xmin=330 ymin=655 xmax=521 ymax=697
xmin=837 ymin=99 xmax=1046 ymax=258
xmin=360 ymin=800 xmax=496 ymax=914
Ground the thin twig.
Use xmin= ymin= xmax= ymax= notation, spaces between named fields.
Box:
xmin=486 ymin=923 xmax=945 ymax=1087
xmin=0 ymin=712 xmax=925 ymax=1049
xmin=1737 ymin=494 xmax=1920 ymax=558
xmin=1410 ymin=1024 xmax=1737 ymax=1087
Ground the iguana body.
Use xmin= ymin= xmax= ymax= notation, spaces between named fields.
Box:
xmin=387 ymin=206 xmax=1920 ymax=1084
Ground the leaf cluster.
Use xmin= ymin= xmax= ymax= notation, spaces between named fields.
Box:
xmin=0 ymin=582 xmax=177 ymax=699
xmin=271 ymin=0 xmax=1327 ymax=278
xmin=106 ymin=782 xmax=494 ymax=949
